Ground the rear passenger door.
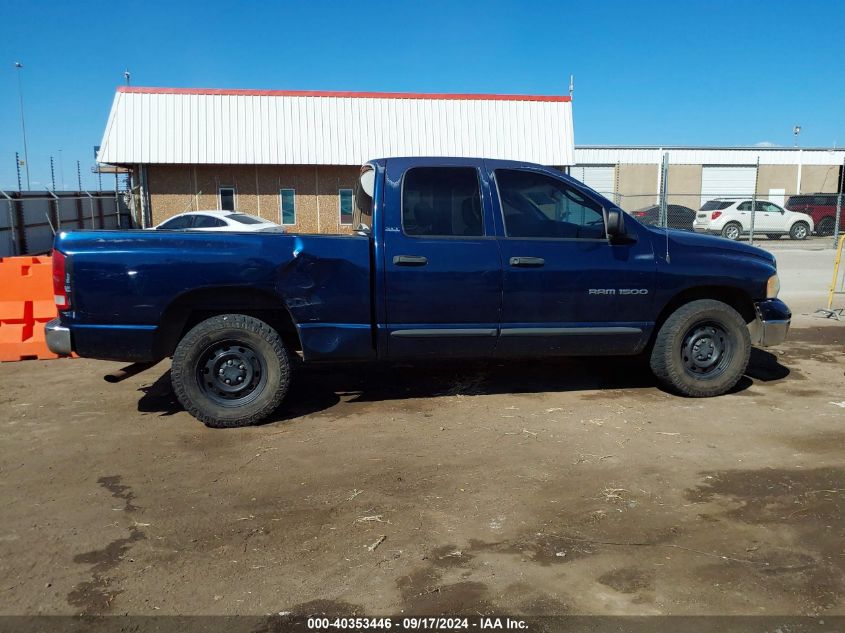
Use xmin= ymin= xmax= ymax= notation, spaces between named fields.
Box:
xmin=382 ymin=159 xmax=503 ymax=359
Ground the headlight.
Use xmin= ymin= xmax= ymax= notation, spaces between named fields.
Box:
xmin=766 ymin=274 xmax=780 ymax=298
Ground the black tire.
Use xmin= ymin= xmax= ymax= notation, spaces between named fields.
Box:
xmin=171 ymin=314 xmax=291 ymax=428
xmin=789 ymin=221 xmax=810 ymax=240
xmin=721 ymin=222 xmax=742 ymax=241
xmin=766 ymin=234 xmax=782 ymax=240
xmin=816 ymin=217 xmax=834 ymax=237
xmin=650 ymin=299 xmax=751 ymax=397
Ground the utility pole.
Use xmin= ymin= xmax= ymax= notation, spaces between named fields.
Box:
xmin=76 ymin=160 xmax=82 ymax=191
xmin=50 ymin=156 xmax=56 ymax=191
xmin=14 ymin=61 xmax=30 ymax=189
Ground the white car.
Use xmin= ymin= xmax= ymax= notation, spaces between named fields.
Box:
xmin=693 ymin=198 xmax=813 ymax=241
xmin=152 ymin=210 xmax=285 ymax=232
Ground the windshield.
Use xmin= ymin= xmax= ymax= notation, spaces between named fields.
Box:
xmin=226 ymin=213 xmax=264 ymax=225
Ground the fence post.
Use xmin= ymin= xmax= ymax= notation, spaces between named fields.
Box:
xmin=83 ymin=191 xmax=96 ymax=229
xmin=834 ymin=157 xmax=844 ymax=247
xmin=1 ymin=190 xmax=18 ymax=256
xmin=749 ymin=157 xmax=760 ymax=245
xmin=659 ymin=152 xmax=669 ymax=228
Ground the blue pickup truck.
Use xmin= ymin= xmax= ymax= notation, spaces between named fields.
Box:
xmin=47 ymin=157 xmax=790 ymax=427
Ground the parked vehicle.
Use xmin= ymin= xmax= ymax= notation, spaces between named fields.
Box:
xmin=47 ymin=158 xmax=790 ymax=428
xmin=785 ymin=193 xmax=844 ymax=237
xmin=693 ymin=198 xmax=813 ymax=240
xmin=153 ymin=210 xmax=285 ymax=232
xmin=630 ymin=204 xmax=697 ymax=231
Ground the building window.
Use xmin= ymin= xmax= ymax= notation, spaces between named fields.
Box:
xmin=219 ymin=187 xmax=236 ymax=211
xmin=339 ymin=188 xmax=354 ymax=225
xmin=280 ymin=188 xmax=295 ymax=225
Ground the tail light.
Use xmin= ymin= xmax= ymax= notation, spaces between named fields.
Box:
xmin=52 ymin=250 xmax=70 ymax=309
xmin=711 ymin=211 xmax=722 ymax=220
xmin=633 ymin=211 xmax=647 ymax=217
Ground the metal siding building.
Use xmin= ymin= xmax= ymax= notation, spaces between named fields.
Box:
xmin=97 ymin=86 xmax=575 ymax=230
xmin=573 ymin=146 xmax=845 ymax=210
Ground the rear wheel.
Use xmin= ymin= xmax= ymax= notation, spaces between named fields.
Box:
xmin=816 ymin=217 xmax=835 ymax=237
xmin=650 ymin=299 xmax=751 ymax=397
xmin=171 ymin=314 xmax=291 ymax=428
xmin=721 ymin=222 xmax=742 ymax=241
xmin=789 ymin=221 xmax=810 ymax=240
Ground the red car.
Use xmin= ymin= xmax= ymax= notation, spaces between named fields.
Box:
xmin=785 ymin=193 xmax=845 ymax=236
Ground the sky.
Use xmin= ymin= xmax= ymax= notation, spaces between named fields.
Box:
xmin=1 ymin=0 xmax=843 ymax=191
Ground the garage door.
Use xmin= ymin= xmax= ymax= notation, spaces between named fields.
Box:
xmin=571 ymin=165 xmax=616 ymax=199
xmin=700 ymin=166 xmax=757 ymax=208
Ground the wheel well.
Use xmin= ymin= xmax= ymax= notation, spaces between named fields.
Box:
xmin=652 ymin=286 xmax=756 ymax=344
xmin=153 ymin=287 xmax=301 ymax=358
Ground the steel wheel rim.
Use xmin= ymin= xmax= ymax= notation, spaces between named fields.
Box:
xmin=794 ymin=224 xmax=807 ymax=239
xmin=196 ymin=339 xmax=268 ymax=407
xmin=725 ymin=225 xmax=739 ymax=240
xmin=680 ymin=320 xmax=733 ymax=380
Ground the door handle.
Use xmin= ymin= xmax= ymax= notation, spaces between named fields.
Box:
xmin=509 ymin=256 xmax=545 ymax=267
xmin=393 ymin=255 xmax=428 ymax=266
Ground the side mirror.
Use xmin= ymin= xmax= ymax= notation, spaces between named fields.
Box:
xmin=606 ymin=208 xmax=625 ymax=238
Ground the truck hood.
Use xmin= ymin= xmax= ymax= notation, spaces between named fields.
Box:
xmin=648 ymin=227 xmax=776 ymax=265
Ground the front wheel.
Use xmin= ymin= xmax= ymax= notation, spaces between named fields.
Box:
xmin=650 ymin=299 xmax=751 ymax=397
xmin=789 ymin=221 xmax=810 ymax=240
xmin=171 ymin=314 xmax=291 ymax=428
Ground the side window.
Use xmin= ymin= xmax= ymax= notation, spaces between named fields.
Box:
xmin=402 ymin=167 xmax=482 ymax=237
xmin=737 ymin=202 xmax=752 ymax=211
xmin=158 ymin=215 xmax=192 ymax=230
xmin=219 ymin=187 xmax=236 ymax=211
xmin=280 ymin=189 xmax=295 ymax=225
xmin=339 ymin=189 xmax=353 ymax=226
xmin=495 ymin=169 xmax=605 ymax=239
xmin=761 ymin=202 xmax=782 ymax=213
xmin=192 ymin=215 xmax=226 ymax=228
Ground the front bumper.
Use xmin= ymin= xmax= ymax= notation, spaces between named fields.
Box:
xmin=45 ymin=318 xmax=73 ymax=356
xmin=748 ymin=298 xmax=791 ymax=347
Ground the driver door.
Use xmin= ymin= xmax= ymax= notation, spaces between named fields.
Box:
xmin=491 ymin=166 xmax=655 ymax=357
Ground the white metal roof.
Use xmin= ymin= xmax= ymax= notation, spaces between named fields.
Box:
xmin=575 ymin=146 xmax=845 ymax=166
xmin=97 ymin=87 xmax=575 ymax=166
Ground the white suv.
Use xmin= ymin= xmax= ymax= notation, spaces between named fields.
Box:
xmin=693 ymin=199 xmax=813 ymax=240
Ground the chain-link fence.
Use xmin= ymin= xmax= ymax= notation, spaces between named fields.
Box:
xmin=1 ymin=191 xmax=132 ymax=257
xmin=576 ymin=154 xmax=844 ymax=246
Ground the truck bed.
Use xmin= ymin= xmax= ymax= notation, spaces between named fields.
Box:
xmin=55 ymin=230 xmax=373 ymax=362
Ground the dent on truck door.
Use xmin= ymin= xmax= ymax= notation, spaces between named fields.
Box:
xmin=382 ymin=161 xmax=502 ymax=359
xmin=492 ymin=168 xmax=655 ymax=356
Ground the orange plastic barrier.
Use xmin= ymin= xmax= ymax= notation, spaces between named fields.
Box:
xmin=0 ymin=256 xmax=67 ymax=361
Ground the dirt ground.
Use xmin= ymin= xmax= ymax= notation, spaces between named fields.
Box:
xmin=0 ymin=321 xmax=843 ymax=618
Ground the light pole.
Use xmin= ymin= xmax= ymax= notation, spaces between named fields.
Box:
xmin=793 ymin=125 xmax=802 ymax=148
xmin=14 ymin=61 xmax=30 ymax=189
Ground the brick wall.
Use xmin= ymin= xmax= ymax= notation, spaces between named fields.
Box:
xmin=146 ymin=164 xmax=360 ymax=233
